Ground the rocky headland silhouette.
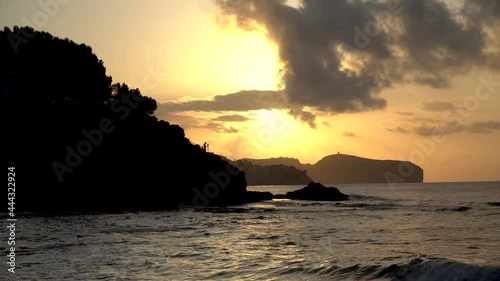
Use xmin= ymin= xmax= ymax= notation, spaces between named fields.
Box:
xmin=242 ymin=154 xmax=424 ymax=184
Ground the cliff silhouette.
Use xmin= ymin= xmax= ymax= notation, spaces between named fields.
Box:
xmin=1 ymin=26 xmax=250 ymax=211
xmin=243 ymin=154 xmax=424 ymax=184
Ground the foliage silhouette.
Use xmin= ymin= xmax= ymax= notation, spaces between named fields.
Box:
xmin=1 ymin=26 xmax=248 ymax=212
xmin=231 ymin=160 xmax=312 ymax=185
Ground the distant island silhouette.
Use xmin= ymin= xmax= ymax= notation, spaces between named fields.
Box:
xmin=242 ymin=154 xmax=424 ymax=184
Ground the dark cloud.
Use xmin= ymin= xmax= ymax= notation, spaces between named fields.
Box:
xmin=211 ymin=114 xmax=252 ymax=122
xmin=413 ymin=120 xmax=500 ymax=136
xmin=463 ymin=0 xmax=500 ymax=22
xmin=387 ymin=126 xmax=410 ymax=134
xmin=155 ymin=112 xmax=201 ymax=129
xmin=214 ymin=0 xmax=498 ymax=120
xmin=488 ymin=53 xmax=500 ymax=70
xmin=159 ymin=90 xmax=286 ymax=112
xmin=216 ymin=0 xmax=388 ymax=114
xmin=288 ymin=108 xmax=317 ymax=128
xmin=413 ymin=76 xmax=450 ymax=88
xmin=414 ymin=121 xmax=465 ymax=137
xmin=205 ymin=122 xmax=240 ymax=134
xmin=155 ymin=111 xmax=241 ymax=134
xmin=205 ymin=121 xmax=240 ymax=133
xmin=421 ymin=101 xmax=456 ymax=112
xmin=343 ymin=131 xmax=357 ymax=137
xmin=398 ymin=0 xmax=486 ymax=80
xmin=394 ymin=111 xmax=415 ymax=116
xmin=403 ymin=116 xmax=442 ymax=124
xmin=389 ymin=117 xmax=500 ymax=136
xmin=469 ymin=120 xmax=500 ymax=134
xmin=226 ymin=127 xmax=239 ymax=133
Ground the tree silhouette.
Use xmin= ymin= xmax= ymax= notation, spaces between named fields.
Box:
xmin=1 ymin=26 xmax=112 ymax=105
xmin=1 ymin=26 xmax=250 ymax=212
xmin=110 ymin=82 xmax=157 ymax=116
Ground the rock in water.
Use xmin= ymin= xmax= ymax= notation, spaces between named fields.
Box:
xmin=284 ymin=182 xmax=349 ymax=201
xmin=245 ymin=191 xmax=274 ymax=203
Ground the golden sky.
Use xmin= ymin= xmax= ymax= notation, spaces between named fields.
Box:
xmin=1 ymin=0 xmax=499 ymax=182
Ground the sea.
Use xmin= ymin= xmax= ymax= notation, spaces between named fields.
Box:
xmin=5 ymin=182 xmax=500 ymax=281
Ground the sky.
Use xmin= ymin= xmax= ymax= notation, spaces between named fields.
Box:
xmin=1 ymin=0 xmax=499 ymax=182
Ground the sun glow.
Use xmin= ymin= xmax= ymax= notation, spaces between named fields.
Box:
xmin=235 ymin=109 xmax=327 ymax=162
xmin=157 ymin=13 xmax=283 ymax=100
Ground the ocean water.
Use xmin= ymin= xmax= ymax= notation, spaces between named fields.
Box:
xmin=6 ymin=182 xmax=500 ymax=280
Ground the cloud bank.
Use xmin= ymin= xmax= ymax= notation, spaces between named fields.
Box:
xmin=160 ymin=90 xmax=286 ymax=112
xmin=212 ymin=0 xmax=499 ymax=120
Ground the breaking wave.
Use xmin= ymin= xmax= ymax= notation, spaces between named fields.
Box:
xmin=277 ymin=257 xmax=500 ymax=281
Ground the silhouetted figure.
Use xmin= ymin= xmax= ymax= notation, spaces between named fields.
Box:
xmin=203 ymin=142 xmax=207 ymax=151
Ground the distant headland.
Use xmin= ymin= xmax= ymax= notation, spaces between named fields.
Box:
xmin=241 ymin=154 xmax=424 ymax=184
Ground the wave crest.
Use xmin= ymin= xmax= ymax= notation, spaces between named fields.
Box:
xmin=277 ymin=257 xmax=500 ymax=281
